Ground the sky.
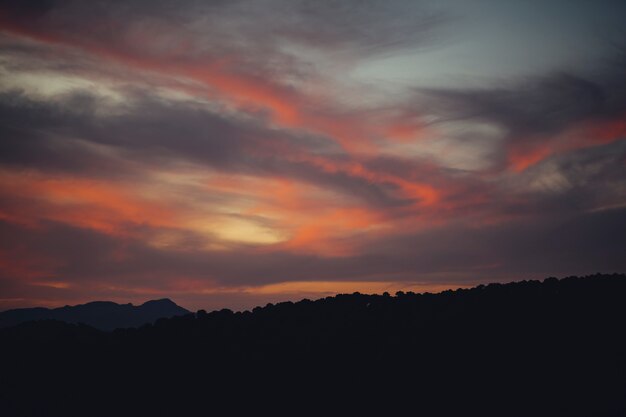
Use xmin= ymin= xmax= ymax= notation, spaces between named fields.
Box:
xmin=0 ymin=0 xmax=625 ymax=312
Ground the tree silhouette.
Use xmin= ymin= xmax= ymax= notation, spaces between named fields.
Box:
xmin=1 ymin=273 xmax=625 ymax=416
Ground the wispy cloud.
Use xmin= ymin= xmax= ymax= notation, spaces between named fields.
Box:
xmin=0 ymin=0 xmax=625 ymax=310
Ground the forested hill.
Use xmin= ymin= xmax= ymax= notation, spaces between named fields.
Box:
xmin=2 ymin=273 xmax=625 ymax=416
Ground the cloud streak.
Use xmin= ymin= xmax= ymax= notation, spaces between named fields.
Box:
xmin=0 ymin=0 xmax=625 ymax=310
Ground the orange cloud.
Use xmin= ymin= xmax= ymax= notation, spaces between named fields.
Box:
xmin=207 ymin=174 xmax=386 ymax=255
xmin=587 ymin=113 xmax=626 ymax=145
xmin=242 ymin=280 xmax=469 ymax=297
xmin=301 ymin=155 xmax=440 ymax=206
xmin=0 ymin=248 xmax=63 ymax=281
xmin=0 ymin=171 xmax=177 ymax=237
xmin=507 ymin=114 xmax=626 ymax=172
xmin=508 ymin=145 xmax=553 ymax=172
xmin=281 ymin=207 xmax=384 ymax=256
xmin=201 ymin=150 xmax=443 ymax=256
xmin=0 ymin=167 xmax=414 ymax=255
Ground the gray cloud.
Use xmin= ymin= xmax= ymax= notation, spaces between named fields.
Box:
xmin=0 ymin=0 xmax=446 ymax=74
xmin=417 ymin=48 xmax=626 ymax=169
xmin=0 ymin=89 xmax=434 ymax=207
xmin=425 ymin=73 xmax=611 ymax=137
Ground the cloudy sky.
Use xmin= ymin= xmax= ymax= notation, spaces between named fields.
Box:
xmin=1 ymin=0 xmax=625 ymax=311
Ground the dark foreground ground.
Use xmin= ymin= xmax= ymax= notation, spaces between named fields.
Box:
xmin=1 ymin=273 xmax=625 ymax=416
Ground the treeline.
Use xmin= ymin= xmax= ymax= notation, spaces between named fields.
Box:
xmin=1 ymin=273 xmax=626 ymax=416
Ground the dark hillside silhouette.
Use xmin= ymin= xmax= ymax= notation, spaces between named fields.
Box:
xmin=0 ymin=298 xmax=189 ymax=331
xmin=1 ymin=274 xmax=626 ymax=416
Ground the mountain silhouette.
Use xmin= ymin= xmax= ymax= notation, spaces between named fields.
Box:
xmin=1 ymin=273 xmax=625 ymax=416
xmin=0 ymin=298 xmax=189 ymax=331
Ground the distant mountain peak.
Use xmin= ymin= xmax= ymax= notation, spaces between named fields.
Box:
xmin=0 ymin=299 xmax=190 ymax=331
xmin=141 ymin=298 xmax=177 ymax=307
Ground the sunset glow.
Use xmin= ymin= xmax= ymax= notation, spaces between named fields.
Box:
xmin=0 ymin=0 xmax=625 ymax=311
